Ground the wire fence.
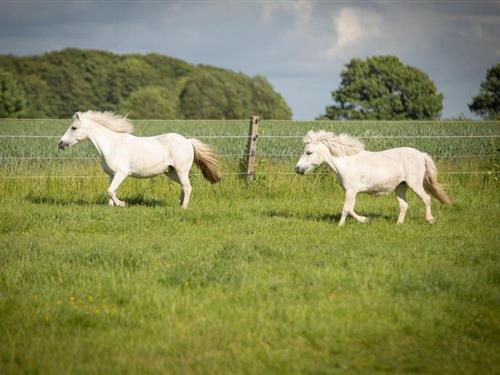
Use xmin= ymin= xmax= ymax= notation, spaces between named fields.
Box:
xmin=0 ymin=123 xmax=498 ymax=179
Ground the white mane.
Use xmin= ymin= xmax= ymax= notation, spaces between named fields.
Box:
xmin=303 ymin=130 xmax=365 ymax=157
xmin=80 ymin=111 xmax=134 ymax=133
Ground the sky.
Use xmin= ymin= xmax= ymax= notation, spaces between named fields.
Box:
xmin=0 ymin=0 xmax=499 ymax=120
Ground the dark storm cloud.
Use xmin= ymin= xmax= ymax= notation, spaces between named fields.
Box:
xmin=0 ymin=0 xmax=499 ymax=119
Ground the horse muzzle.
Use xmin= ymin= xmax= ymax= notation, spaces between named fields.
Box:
xmin=58 ymin=140 xmax=69 ymax=150
xmin=295 ymin=165 xmax=305 ymax=175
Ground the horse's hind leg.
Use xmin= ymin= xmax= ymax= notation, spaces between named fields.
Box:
xmin=166 ymin=168 xmax=183 ymax=204
xmin=166 ymin=167 xmax=192 ymax=209
xmin=406 ymin=179 xmax=434 ymax=224
xmin=177 ymin=169 xmax=192 ymax=209
xmin=395 ymin=183 xmax=408 ymax=224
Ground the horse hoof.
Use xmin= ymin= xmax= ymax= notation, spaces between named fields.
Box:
xmin=427 ymin=218 xmax=435 ymax=224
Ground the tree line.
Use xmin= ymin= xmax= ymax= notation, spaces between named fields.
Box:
xmin=0 ymin=48 xmax=292 ymax=119
xmin=0 ymin=49 xmax=498 ymax=120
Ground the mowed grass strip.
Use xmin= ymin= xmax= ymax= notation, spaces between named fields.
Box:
xmin=0 ymin=162 xmax=499 ymax=374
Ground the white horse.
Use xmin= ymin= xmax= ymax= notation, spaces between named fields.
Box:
xmin=295 ymin=130 xmax=451 ymax=225
xmin=58 ymin=111 xmax=220 ymax=208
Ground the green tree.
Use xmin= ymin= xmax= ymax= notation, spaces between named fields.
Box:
xmin=179 ymin=71 xmax=229 ymax=119
xmin=0 ymin=48 xmax=292 ymax=119
xmin=120 ymin=86 xmax=179 ymax=119
xmin=250 ymin=75 xmax=292 ymax=119
xmin=468 ymin=64 xmax=500 ymax=120
xmin=319 ymin=55 xmax=443 ymax=120
xmin=180 ymin=70 xmax=292 ymax=119
xmin=0 ymin=69 xmax=26 ymax=117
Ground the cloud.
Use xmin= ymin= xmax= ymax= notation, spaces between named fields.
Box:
xmin=325 ymin=7 xmax=382 ymax=59
xmin=0 ymin=1 xmax=499 ymax=119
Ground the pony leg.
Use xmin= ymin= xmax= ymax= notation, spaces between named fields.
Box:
xmin=176 ymin=170 xmax=192 ymax=209
xmin=107 ymin=175 xmax=115 ymax=206
xmin=346 ymin=192 xmax=368 ymax=223
xmin=395 ymin=183 xmax=408 ymax=224
xmin=350 ymin=211 xmax=368 ymax=223
xmin=339 ymin=190 xmax=358 ymax=226
xmin=166 ymin=168 xmax=191 ymax=207
xmin=166 ymin=168 xmax=184 ymax=205
xmin=107 ymin=172 xmax=128 ymax=207
xmin=407 ymin=181 xmax=434 ymax=224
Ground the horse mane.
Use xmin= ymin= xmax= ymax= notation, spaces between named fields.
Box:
xmin=80 ymin=111 xmax=134 ymax=133
xmin=303 ymin=130 xmax=365 ymax=157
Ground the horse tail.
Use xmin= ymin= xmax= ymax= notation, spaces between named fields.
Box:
xmin=189 ymin=139 xmax=221 ymax=184
xmin=423 ymin=153 xmax=451 ymax=204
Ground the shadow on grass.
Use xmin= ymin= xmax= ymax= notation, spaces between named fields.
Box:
xmin=26 ymin=193 xmax=166 ymax=207
xmin=263 ymin=209 xmax=394 ymax=223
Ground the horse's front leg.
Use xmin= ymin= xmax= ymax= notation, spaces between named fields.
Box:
xmin=339 ymin=190 xmax=355 ymax=226
xmin=107 ymin=172 xmax=128 ymax=207
xmin=339 ymin=190 xmax=366 ymax=226
xmin=107 ymin=175 xmax=115 ymax=206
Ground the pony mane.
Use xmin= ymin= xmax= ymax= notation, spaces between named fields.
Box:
xmin=80 ymin=111 xmax=134 ymax=133
xmin=303 ymin=130 xmax=365 ymax=157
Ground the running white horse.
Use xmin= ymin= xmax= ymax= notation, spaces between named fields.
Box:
xmin=58 ymin=111 xmax=220 ymax=208
xmin=295 ymin=130 xmax=451 ymax=225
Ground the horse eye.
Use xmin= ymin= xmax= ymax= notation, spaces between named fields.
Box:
xmin=306 ymin=151 xmax=313 ymax=155
xmin=71 ymin=126 xmax=77 ymax=130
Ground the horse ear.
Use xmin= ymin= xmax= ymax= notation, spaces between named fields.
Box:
xmin=75 ymin=112 xmax=80 ymax=120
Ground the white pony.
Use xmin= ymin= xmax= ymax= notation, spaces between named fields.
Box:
xmin=58 ymin=111 xmax=220 ymax=208
xmin=295 ymin=130 xmax=451 ymax=225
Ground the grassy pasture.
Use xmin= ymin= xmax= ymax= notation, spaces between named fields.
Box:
xmin=0 ymin=119 xmax=499 ymax=374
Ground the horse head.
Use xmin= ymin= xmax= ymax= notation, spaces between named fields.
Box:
xmin=58 ymin=112 xmax=90 ymax=150
xmin=294 ymin=130 xmax=333 ymax=175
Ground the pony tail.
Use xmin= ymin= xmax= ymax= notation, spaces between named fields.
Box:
xmin=423 ymin=154 xmax=451 ymax=204
xmin=189 ymin=139 xmax=221 ymax=184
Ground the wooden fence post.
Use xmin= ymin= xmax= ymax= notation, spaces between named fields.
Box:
xmin=245 ymin=116 xmax=260 ymax=182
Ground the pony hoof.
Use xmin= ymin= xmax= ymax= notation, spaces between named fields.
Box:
xmin=116 ymin=201 xmax=127 ymax=207
xmin=427 ymin=218 xmax=435 ymax=224
xmin=358 ymin=217 xmax=369 ymax=223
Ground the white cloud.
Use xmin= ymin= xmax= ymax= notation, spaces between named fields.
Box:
xmin=325 ymin=7 xmax=382 ymax=59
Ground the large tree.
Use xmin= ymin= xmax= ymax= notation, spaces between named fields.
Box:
xmin=0 ymin=69 xmax=26 ymax=117
xmin=319 ymin=55 xmax=443 ymax=120
xmin=468 ymin=64 xmax=500 ymax=120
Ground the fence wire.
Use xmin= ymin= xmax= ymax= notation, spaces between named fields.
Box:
xmin=0 ymin=128 xmax=498 ymax=178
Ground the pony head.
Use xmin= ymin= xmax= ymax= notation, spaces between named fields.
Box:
xmin=294 ymin=130 xmax=365 ymax=174
xmin=294 ymin=130 xmax=335 ymax=175
xmin=58 ymin=111 xmax=134 ymax=150
xmin=58 ymin=112 xmax=89 ymax=150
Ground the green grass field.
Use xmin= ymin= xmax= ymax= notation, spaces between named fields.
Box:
xmin=1 ymin=119 xmax=499 ymax=374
